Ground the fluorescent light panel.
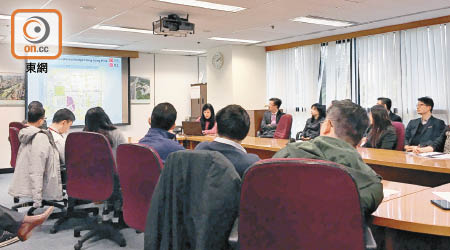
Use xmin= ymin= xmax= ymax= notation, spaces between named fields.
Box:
xmin=209 ymin=37 xmax=260 ymax=44
xmin=161 ymin=49 xmax=206 ymax=54
xmin=63 ymin=41 xmax=120 ymax=48
xmin=93 ymin=25 xmax=154 ymax=34
xmin=292 ymin=16 xmax=355 ymax=27
xmin=0 ymin=14 xmax=10 ymax=20
xmin=158 ymin=0 xmax=245 ymax=12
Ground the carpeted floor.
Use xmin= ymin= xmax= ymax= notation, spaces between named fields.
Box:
xmin=0 ymin=173 xmax=144 ymax=250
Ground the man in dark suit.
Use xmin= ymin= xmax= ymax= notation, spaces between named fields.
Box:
xmin=195 ymin=105 xmax=260 ymax=177
xmin=404 ymin=97 xmax=446 ymax=152
xmin=260 ymin=97 xmax=285 ymax=138
xmin=377 ymin=97 xmax=402 ymax=122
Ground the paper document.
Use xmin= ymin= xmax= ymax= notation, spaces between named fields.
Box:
xmin=432 ymin=192 xmax=450 ymax=202
xmin=383 ymin=188 xmax=400 ymax=198
xmin=418 ymin=152 xmax=444 ymax=157
xmin=417 ymin=152 xmax=450 ymax=159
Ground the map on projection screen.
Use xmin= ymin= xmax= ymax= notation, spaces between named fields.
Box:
xmin=26 ymin=54 xmax=130 ymax=126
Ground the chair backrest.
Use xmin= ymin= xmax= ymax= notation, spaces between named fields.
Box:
xmin=65 ymin=132 xmax=115 ymax=201
xmin=9 ymin=127 xmax=20 ymax=168
xmin=239 ymin=158 xmax=365 ymax=250
xmin=273 ymin=114 xmax=293 ymax=139
xmin=391 ymin=122 xmax=405 ymax=151
xmin=117 ymin=143 xmax=162 ymax=232
xmin=9 ymin=122 xmax=26 ymax=130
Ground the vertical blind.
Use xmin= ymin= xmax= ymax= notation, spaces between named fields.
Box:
xmin=267 ymin=22 xmax=450 ymax=135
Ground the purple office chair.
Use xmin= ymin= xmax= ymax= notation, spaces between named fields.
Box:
xmin=9 ymin=127 xmax=20 ymax=169
xmin=9 ymin=122 xmax=26 ymax=131
xmin=391 ymin=121 xmax=405 ymax=151
xmin=239 ymin=158 xmax=371 ymax=250
xmin=65 ymin=132 xmax=125 ymax=250
xmin=274 ymin=114 xmax=293 ymax=139
xmin=117 ymin=144 xmax=162 ymax=232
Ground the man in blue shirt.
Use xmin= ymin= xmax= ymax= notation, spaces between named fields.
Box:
xmin=139 ymin=103 xmax=184 ymax=163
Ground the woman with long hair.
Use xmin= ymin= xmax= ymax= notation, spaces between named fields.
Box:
xmin=300 ymin=103 xmax=325 ymax=140
xmin=363 ymin=105 xmax=397 ymax=149
xmin=83 ymin=107 xmax=126 ymax=208
xmin=83 ymin=107 xmax=126 ymax=157
xmin=196 ymin=103 xmax=217 ymax=135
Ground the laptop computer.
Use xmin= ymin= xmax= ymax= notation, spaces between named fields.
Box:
xmin=182 ymin=121 xmax=203 ymax=136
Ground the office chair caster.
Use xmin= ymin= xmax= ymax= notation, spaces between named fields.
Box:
xmin=74 ymin=229 xmax=81 ymax=237
xmin=119 ymin=239 xmax=126 ymax=247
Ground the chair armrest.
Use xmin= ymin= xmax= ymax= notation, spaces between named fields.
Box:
xmin=365 ymin=226 xmax=377 ymax=250
xmin=228 ymin=218 xmax=239 ymax=250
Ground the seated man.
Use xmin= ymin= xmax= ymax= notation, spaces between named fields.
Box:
xmin=273 ymin=100 xmax=383 ymax=217
xmin=377 ymin=97 xmax=402 ymax=122
xmin=260 ymin=98 xmax=285 ymax=138
xmin=139 ymin=102 xmax=185 ymax=163
xmin=48 ymin=108 xmax=75 ymax=165
xmin=0 ymin=205 xmax=53 ymax=247
xmin=404 ymin=97 xmax=446 ymax=152
xmin=9 ymin=106 xmax=63 ymax=208
xmin=195 ymin=105 xmax=260 ymax=177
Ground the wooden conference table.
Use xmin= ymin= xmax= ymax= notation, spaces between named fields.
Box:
xmin=178 ymin=135 xmax=450 ymax=187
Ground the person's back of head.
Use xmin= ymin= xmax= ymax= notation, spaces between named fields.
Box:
xmin=418 ymin=96 xmax=434 ymax=112
xmin=84 ymin=107 xmax=116 ymax=145
xmin=151 ymin=103 xmax=177 ymax=131
xmin=84 ymin=107 xmax=115 ymax=132
xmin=27 ymin=106 xmax=45 ymax=126
xmin=53 ymin=108 xmax=75 ymax=123
xmin=52 ymin=108 xmax=76 ymax=134
xmin=377 ymin=97 xmax=392 ymax=111
xmin=325 ymin=100 xmax=369 ymax=147
xmin=216 ymin=105 xmax=250 ymax=141
xmin=28 ymin=101 xmax=43 ymax=110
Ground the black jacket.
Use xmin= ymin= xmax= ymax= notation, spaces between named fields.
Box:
xmin=145 ymin=150 xmax=241 ymax=250
xmin=405 ymin=116 xmax=446 ymax=146
xmin=431 ymin=126 xmax=450 ymax=152
xmin=195 ymin=141 xmax=260 ymax=177
xmin=389 ymin=112 xmax=402 ymax=122
xmin=260 ymin=110 xmax=284 ymax=138
xmin=302 ymin=117 xmax=324 ymax=139
xmin=363 ymin=125 xmax=397 ymax=150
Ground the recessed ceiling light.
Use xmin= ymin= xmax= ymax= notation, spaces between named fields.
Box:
xmin=161 ymin=49 xmax=206 ymax=54
xmin=209 ymin=37 xmax=261 ymax=44
xmin=0 ymin=14 xmax=10 ymax=20
xmin=63 ymin=41 xmax=120 ymax=48
xmin=158 ymin=0 xmax=245 ymax=12
xmin=80 ymin=5 xmax=96 ymax=10
xmin=291 ymin=16 xmax=356 ymax=27
xmin=93 ymin=25 xmax=154 ymax=34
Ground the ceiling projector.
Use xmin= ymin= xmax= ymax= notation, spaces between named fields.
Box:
xmin=153 ymin=14 xmax=195 ymax=37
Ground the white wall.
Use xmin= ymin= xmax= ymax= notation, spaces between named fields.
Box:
xmin=207 ymin=45 xmax=233 ymax=111
xmin=207 ymin=45 xmax=266 ymax=111
xmin=154 ymin=54 xmax=199 ymax=125
xmin=0 ymin=44 xmax=25 ymax=170
xmin=232 ymin=46 xmax=266 ymax=110
xmin=0 ymin=48 xmax=202 ymax=169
